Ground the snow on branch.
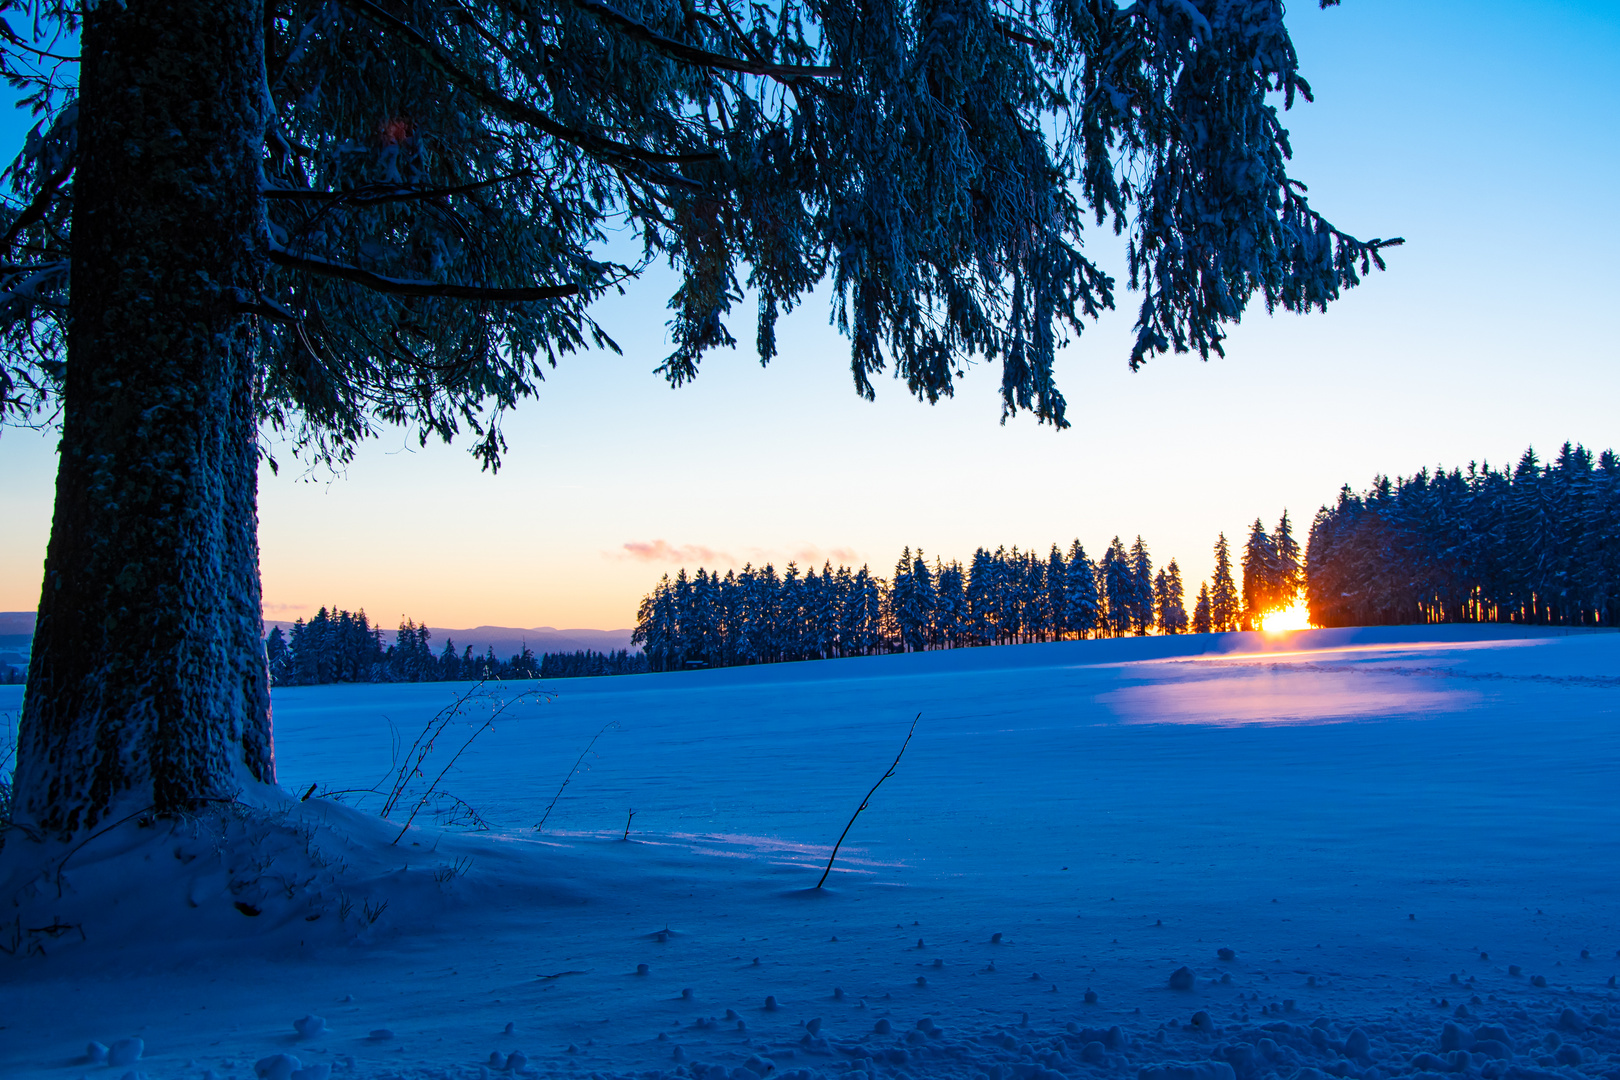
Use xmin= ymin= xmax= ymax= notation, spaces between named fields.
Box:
xmin=563 ymin=0 xmax=843 ymax=80
xmin=266 ymin=242 xmax=580 ymax=302
xmin=260 ymin=172 xmax=536 ymax=206
xmin=344 ymin=0 xmax=715 ymax=185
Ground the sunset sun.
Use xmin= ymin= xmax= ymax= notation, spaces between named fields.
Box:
xmin=1260 ymin=597 xmax=1312 ymax=634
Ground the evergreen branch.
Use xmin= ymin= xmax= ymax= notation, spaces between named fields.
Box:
xmin=563 ymin=0 xmax=842 ymax=81
xmin=261 ymin=171 xmax=536 ymax=205
xmin=344 ymin=0 xmax=716 ymax=183
xmin=0 ymin=160 xmax=73 ymax=254
xmin=0 ymin=259 xmax=70 ymax=308
xmin=816 ymin=713 xmax=919 ymax=889
xmin=0 ymin=24 xmax=79 ymax=63
xmin=267 ymin=241 xmax=580 ymax=302
xmin=995 ymin=21 xmax=1055 ymax=52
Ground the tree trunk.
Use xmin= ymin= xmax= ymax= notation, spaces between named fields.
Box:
xmin=12 ymin=0 xmax=274 ymax=838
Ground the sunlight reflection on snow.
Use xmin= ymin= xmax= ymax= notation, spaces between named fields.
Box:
xmin=1097 ymin=667 xmax=1479 ymax=726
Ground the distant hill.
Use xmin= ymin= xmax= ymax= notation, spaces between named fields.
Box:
xmin=0 ymin=612 xmax=636 ymax=665
xmin=0 ymin=610 xmax=34 ymax=639
xmin=263 ymin=621 xmax=636 ymax=659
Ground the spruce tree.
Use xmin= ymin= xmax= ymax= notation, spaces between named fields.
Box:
xmin=1192 ymin=582 xmax=1213 ymax=634
xmin=966 ymin=548 xmax=997 ymax=646
xmin=1128 ymin=536 xmax=1155 ymax=635
xmin=1241 ymin=517 xmax=1278 ymax=627
xmin=264 ymin=626 xmax=291 ymax=686
xmin=1101 ymin=537 xmax=1133 ymax=637
xmin=935 ymin=560 xmax=968 ymax=649
xmin=1160 ymin=560 xmax=1189 ymax=634
xmin=1063 ymin=540 xmax=1101 ymax=639
xmin=5 ymin=0 xmax=1399 ymax=833
xmin=1210 ymin=534 xmax=1241 ymax=632
xmin=1272 ymin=511 xmax=1303 ymax=611
xmin=1044 ymin=545 xmax=1068 ymax=641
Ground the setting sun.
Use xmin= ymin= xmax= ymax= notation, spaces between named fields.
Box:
xmin=1259 ymin=597 xmax=1312 ymax=634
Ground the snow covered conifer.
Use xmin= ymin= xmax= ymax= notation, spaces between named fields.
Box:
xmin=1272 ymin=511 xmax=1303 ymax=609
xmin=966 ymin=548 xmax=998 ymax=646
xmin=1045 ymin=545 xmax=1069 ymax=640
xmin=1101 ymin=538 xmax=1133 ymax=637
xmin=1192 ymin=583 xmax=1213 ymax=634
xmin=1158 ymin=560 xmax=1189 ymax=634
xmin=1211 ymin=534 xmax=1241 ymax=633
xmin=1242 ymin=517 xmax=1278 ymax=627
xmin=4 ymin=0 xmax=1398 ymax=834
xmin=264 ymin=626 xmax=291 ymax=687
xmin=936 ymin=560 xmax=968 ymax=649
xmin=1063 ymin=541 xmax=1101 ymax=639
xmin=1129 ymin=536 xmax=1155 ymax=635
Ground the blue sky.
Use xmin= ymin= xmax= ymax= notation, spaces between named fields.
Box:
xmin=1 ymin=0 xmax=1616 ymax=629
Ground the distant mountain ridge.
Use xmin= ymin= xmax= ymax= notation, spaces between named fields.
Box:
xmin=263 ymin=620 xmax=636 ymax=659
xmin=0 ymin=612 xmax=637 ymax=663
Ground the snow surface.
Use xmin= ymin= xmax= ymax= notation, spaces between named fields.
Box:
xmin=2 ymin=625 xmax=1618 ymax=1080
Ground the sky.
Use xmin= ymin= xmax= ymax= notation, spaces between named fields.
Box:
xmin=1 ymin=0 xmax=1617 ymax=631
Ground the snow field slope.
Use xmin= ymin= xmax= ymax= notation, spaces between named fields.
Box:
xmin=1 ymin=626 xmax=1618 ymax=1080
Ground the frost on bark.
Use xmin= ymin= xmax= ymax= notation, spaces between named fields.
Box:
xmin=12 ymin=0 xmax=274 ymax=838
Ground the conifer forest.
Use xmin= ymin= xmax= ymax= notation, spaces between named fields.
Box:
xmin=1307 ymin=443 xmax=1620 ymax=628
xmin=251 ymin=442 xmax=1618 ymax=684
xmin=636 ymin=442 xmax=1620 ymax=673
xmin=263 ymin=610 xmax=646 ymax=686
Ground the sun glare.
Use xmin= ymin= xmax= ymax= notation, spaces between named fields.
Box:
xmin=1259 ymin=598 xmax=1312 ymax=634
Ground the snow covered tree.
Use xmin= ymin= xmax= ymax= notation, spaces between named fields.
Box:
xmin=264 ymin=626 xmax=291 ymax=687
xmin=4 ymin=0 xmax=1396 ymax=833
xmin=1043 ymin=545 xmax=1068 ymax=641
xmin=965 ymin=548 xmax=998 ymax=646
xmin=1100 ymin=537 xmax=1133 ymax=637
xmin=1192 ymin=582 xmax=1213 ymax=634
xmin=1241 ymin=517 xmax=1277 ymax=627
xmin=1210 ymin=533 xmax=1241 ymax=632
xmin=1156 ymin=559 xmax=1188 ymax=634
xmin=1128 ymin=536 xmax=1155 ymax=635
xmin=1272 ymin=511 xmax=1302 ymax=607
xmin=1063 ymin=540 xmax=1101 ymax=639
xmin=1241 ymin=512 xmax=1301 ymax=627
xmin=935 ymin=559 xmax=968 ymax=649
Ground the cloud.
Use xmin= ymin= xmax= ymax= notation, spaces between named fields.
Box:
xmin=616 ymin=541 xmax=866 ymax=570
xmin=619 ymin=539 xmax=733 ymax=565
xmin=787 ymin=546 xmax=863 ymax=567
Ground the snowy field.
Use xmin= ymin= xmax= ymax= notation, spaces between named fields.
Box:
xmin=2 ymin=626 xmax=1619 ymax=1080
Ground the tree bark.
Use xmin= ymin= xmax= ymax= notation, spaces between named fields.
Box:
xmin=12 ymin=0 xmax=275 ymax=837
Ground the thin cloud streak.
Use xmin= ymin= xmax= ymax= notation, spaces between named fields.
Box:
xmin=620 ymin=539 xmax=734 ymax=564
xmin=616 ymin=540 xmax=864 ymax=569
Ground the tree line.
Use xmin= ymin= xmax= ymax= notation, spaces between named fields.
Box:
xmin=263 ymin=608 xmax=646 ymax=686
xmin=260 ymin=436 xmax=1615 ymax=692
xmin=1307 ymin=442 xmax=1620 ymax=628
xmin=633 ymin=518 xmax=1304 ymax=673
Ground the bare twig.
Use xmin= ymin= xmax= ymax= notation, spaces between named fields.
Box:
xmin=53 ymin=797 xmax=238 ymax=897
xmin=382 ymin=681 xmax=488 ymax=816
xmin=816 ymin=713 xmax=919 ymax=889
xmin=534 ymin=721 xmax=620 ymax=832
xmin=391 ymin=688 xmax=550 ymax=844
xmin=622 ymin=807 xmax=636 ymax=840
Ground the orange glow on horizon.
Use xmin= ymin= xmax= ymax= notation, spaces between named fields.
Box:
xmin=1259 ymin=597 xmax=1312 ymax=634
